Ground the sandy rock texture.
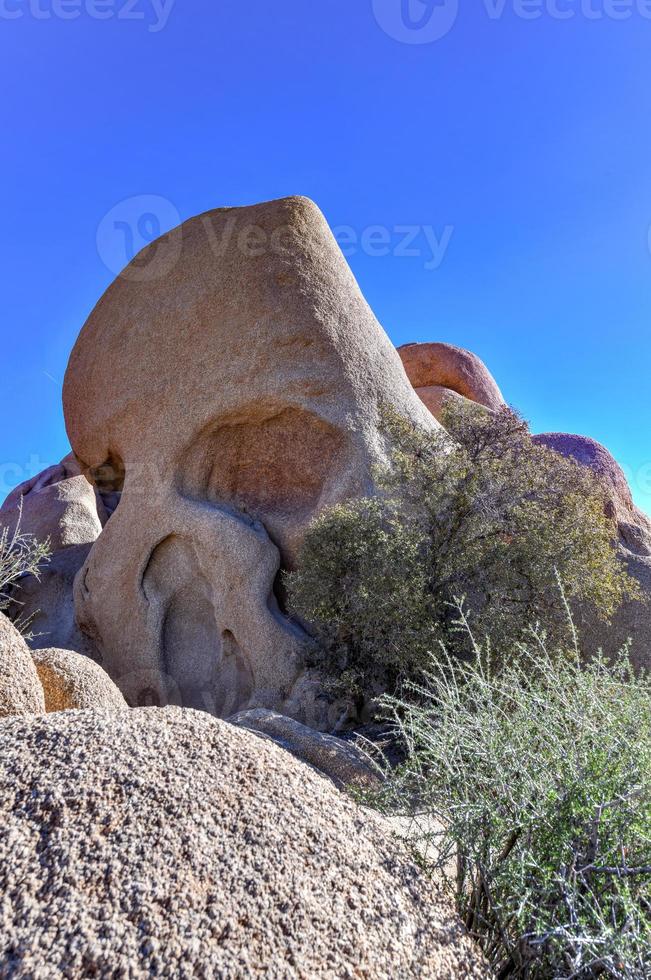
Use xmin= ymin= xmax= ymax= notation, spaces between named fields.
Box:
xmin=229 ymin=708 xmax=379 ymax=789
xmin=398 ymin=342 xmax=505 ymax=422
xmin=62 ymin=196 xmax=437 ymax=723
xmin=31 ymin=647 xmax=127 ymax=713
xmin=534 ymin=432 xmax=651 ymax=673
xmin=0 ymin=707 xmax=487 ymax=979
xmin=0 ymin=614 xmax=44 ymax=718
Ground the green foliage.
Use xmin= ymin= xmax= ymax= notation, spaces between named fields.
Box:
xmin=287 ymin=403 xmax=638 ymax=700
xmin=368 ymin=619 xmax=651 ymax=978
xmin=0 ymin=504 xmax=51 ymax=634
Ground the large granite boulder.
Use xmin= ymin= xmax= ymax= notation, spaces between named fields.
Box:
xmin=398 ymin=342 xmax=505 ymax=422
xmin=0 ymin=707 xmax=486 ymax=978
xmin=62 ymin=196 xmax=437 ymax=721
xmin=0 ymin=614 xmax=44 ymax=719
xmin=533 ymin=432 xmax=651 ymax=672
xmin=32 ymin=647 xmax=127 ymax=713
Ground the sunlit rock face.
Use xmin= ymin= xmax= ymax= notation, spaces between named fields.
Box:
xmin=398 ymin=341 xmax=505 ymax=422
xmin=62 ymin=195 xmax=438 ymax=724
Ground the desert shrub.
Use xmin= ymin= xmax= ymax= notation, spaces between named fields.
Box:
xmin=0 ymin=506 xmax=50 ymax=633
xmin=368 ymin=617 xmax=651 ymax=978
xmin=287 ymin=403 xmax=637 ymax=700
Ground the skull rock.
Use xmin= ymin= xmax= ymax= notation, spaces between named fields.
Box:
xmin=63 ymin=196 xmax=437 ymax=721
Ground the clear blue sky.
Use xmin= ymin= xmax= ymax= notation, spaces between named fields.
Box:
xmin=2 ymin=0 xmax=651 ymax=511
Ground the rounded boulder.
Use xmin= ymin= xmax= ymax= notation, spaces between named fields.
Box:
xmin=0 ymin=707 xmax=485 ymax=978
xmin=31 ymin=648 xmax=128 ymax=713
xmin=0 ymin=614 xmax=45 ymax=719
xmin=398 ymin=342 xmax=505 ymax=418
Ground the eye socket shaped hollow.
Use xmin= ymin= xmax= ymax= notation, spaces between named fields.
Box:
xmin=177 ymin=406 xmax=348 ymax=523
xmin=89 ymin=452 xmax=126 ymax=494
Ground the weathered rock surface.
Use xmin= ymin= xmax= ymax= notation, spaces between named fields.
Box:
xmin=532 ymin=434 xmax=643 ymax=531
xmin=62 ymin=196 xmax=438 ymax=722
xmin=0 ymin=456 xmax=106 ymax=658
xmin=0 ymin=707 xmax=486 ymax=978
xmin=0 ymin=453 xmax=104 ymax=551
xmin=0 ymin=614 xmax=45 ymax=718
xmin=398 ymin=342 xmax=505 ymax=421
xmin=229 ymin=708 xmax=379 ymax=789
xmin=32 ymin=647 xmax=127 ymax=713
xmin=534 ymin=432 xmax=651 ymax=673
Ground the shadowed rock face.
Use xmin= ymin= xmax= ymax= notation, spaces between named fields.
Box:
xmin=0 ymin=707 xmax=487 ymax=978
xmin=533 ymin=434 xmax=638 ymax=527
xmin=62 ymin=196 xmax=437 ymax=724
xmin=533 ymin=432 xmax=651 ymax=673
xmin=0 ymin=455 xmax=106 ymax=659
xmin=398 ymin=341 xmax=505 ymax=421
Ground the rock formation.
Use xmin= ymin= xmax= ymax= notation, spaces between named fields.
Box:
xmin=398 ymin=341 xmax=505 ymax=421
xmin=0 ymin=453 xmax=105 ymax=550
xmin=0 ymin=454 xmax=106 ymax=658
xmin=0 ymin=707 xmax=487 ymax=978
xmin=229 ymin=708 xmax=379 ymax=789
xmin=62 ymin=196 xmax=437 ymax=722
xmin=32 ymin=647 xmax=128 ymax=713
xmin=0 ymin=614 xmax=45 ymax=718
xmin=533 ymin=432 xmax=651 ymax=672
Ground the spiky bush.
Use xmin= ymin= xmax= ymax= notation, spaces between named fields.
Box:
xmin=369 ymin=614 xmax=651 ymax=979
xmin=0 ymin=506 xmax=51 ymax=633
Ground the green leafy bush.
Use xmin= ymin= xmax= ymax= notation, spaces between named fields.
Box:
xmin=369 ymin=617 xmax=651 ymax=978
xmin=287 ymin=403 xmax=638 ymax=701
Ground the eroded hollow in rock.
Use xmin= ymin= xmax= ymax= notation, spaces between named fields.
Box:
xmin=141 ymin=534 xmax=254 ymax=716
xmin=89 ymin=451 xmax=126 ymax=494
xmin=178 ymin=407 xmax=348 ymax=524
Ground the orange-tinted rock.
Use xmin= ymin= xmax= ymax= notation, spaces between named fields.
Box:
xmin=398 ymin=342 xmax=505 ymax=419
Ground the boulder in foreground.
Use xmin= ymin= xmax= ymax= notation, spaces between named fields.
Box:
xmin=0 ymin=614 xmax=44 ymax=719
xmin=0 ymin=707 xmax=486 ymax=978
xmin=31 ymin=647 xmax=127 ymax=713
